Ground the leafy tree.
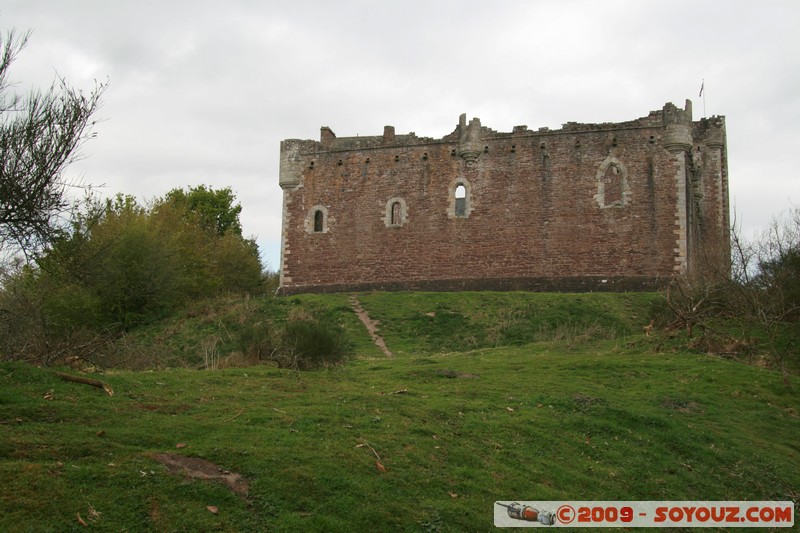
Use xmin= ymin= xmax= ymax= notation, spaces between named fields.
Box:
xmin=162 ymin=185 xmax=243 ymax=236
xmin=0 ymin=29 xmax=105 ymax=256
xmin=35 ymin=191 xmax=263 ymax=332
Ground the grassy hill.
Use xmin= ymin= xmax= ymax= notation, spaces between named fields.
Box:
xmin=103 ymin=291 xmax=664 ymax=368
xmin=1 ymin=292 xmax=798 ymax=531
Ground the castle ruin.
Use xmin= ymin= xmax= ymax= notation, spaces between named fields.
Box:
xmin=277 ymin=100 xmax=728 ymax=294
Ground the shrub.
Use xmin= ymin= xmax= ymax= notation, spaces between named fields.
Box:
xmin=236 ymin=316 xmax=351 ymax=370
xmin=279 ymin=318 xmax=351 ymax=370
xmin=237 ymin=321 xmax=278 ymax=361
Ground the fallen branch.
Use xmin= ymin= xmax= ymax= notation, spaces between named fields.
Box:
xmin=223 ymin=408 xmax=245 ymax=422
xmin=356 ymin=438 xmax=381 ymax=461
xmin=377 ymin=389 xmax=408 ymax=396
xmin=53 ymin=372 xmax=114 ymax=396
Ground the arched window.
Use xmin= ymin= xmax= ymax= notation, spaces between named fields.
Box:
xmin=306 ymin=205 xmax=329 ymax=233
xmin=384 ymin=197 xmax=407 ymax=227
xmin=602 ymin=164 xmax=623 ymax=206
xmin=455 ymin=185 xmax=466 ymax=216
xmin=449 ymin=180 xmax=471 ymax=218
xmin=594 ymin=157 xmax=630 ymax=208
xmin=313 ymin=210 xmax=324 ymax=232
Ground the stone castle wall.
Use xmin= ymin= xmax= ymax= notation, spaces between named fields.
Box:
xmin=277 ymin=100 xmax=728 ymax=294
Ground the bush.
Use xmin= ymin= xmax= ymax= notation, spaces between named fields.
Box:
xmin=237 ymin=321 xmax=278 ymax=361
xmin=280 ymin=318 xmax=351 ymax=370
xmin=0 ymin=188 xmax=265 ymax=364
xmin=236 ymin=316 xmax=351 ymax=370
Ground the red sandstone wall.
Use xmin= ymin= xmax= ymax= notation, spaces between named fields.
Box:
xmin=278 ymin=108 xmax=728 ymax=294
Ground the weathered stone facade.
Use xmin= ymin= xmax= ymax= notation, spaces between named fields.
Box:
xmin=277 ymin=100 xmax=728 ymax=294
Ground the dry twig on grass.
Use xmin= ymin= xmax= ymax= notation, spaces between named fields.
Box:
xmin=356 ymin=438 xmax=381 ymax=461
xmin=53 ymin=372 xmax=114 ymax=396
xmin=222 ymin=408 xmax=245 ymax=422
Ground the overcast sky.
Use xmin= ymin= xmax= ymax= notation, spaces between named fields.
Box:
xmin=3 ymin=0 xmax=799 ymax=270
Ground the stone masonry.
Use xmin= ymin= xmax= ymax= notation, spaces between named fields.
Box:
xmin=277 ymin=100 xmax=728 ymax=294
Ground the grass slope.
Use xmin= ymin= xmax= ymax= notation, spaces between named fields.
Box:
xmin=355 ymin=291 xmax=662 ymax=355
xmin=107 ymin=291 xmax=663 ymax=369
xmin=1 ymin=325 xmax=798 ymax=531
xmin=105 ymin=293 xmax=382 ymax=369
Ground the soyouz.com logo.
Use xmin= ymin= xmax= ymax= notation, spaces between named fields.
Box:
xmin=493 ymin=501 xmax=795 ymax=528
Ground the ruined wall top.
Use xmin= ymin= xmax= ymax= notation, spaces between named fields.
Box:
xmin=281 ymin=100 xmax=723 ymax=156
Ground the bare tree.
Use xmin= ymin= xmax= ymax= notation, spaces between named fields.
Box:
xmin=0 ymin=29 xmax=106 ymax=256
xmin=663 ymin=207 xmax=799 ymax=386
xmin=744 ymin=208 xmax=800 ymax=385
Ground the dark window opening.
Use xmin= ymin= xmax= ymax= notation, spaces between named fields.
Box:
xmin=313 ymin=210 xmax=324 ymax=232
xmin=455 ymin=198 xmax=466 ymax=217
xmin=603 ymin=164 xmax=623 ymax=205
xmin=391 ymin=202 xmax=401 ymax=225
xmin=455 ymin=184 xmax=467 ymax=217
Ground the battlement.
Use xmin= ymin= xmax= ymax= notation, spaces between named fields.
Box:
xmin=315 ymin=124 xmax=438 ymax=152
xmin=663 ymin=99 xmax=693 ymax=126
xmin=282 ymin=101 xmax=720 ymax=158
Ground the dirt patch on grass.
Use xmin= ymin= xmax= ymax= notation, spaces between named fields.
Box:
xmin=573 ymin=393 xmax=606 ymax=412
xmin=153 ymin=453 xmax=249 ymax=497
xmin=135 ymin=403 xmax=192 ymax=414
xmin=435 ymin=369 xmax=480 ymax=379
xmin=660 ymin=398 xmax=704 ymax=414
xmin=404 ymin=368 xmax=481 ymax=380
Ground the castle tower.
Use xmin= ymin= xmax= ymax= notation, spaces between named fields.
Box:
xmin=661 ymin=99 xmax=694 ymax=275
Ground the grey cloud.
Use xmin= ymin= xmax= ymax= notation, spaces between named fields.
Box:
xmin=1 ymin=0 xmax=799 ymax=270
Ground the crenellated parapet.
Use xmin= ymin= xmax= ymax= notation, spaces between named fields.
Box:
xmin=280 ymin=103 xmax=725 ymax=163
xmin=695 ymin=116 xmax=726 ymax=149
xmin=278 ymin=140 xmax=302 ymax=190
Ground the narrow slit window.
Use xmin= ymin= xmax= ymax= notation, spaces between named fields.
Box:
xmin=313 ymin=210 xmax=324 ymax=232
xmin=391 ymin=202 xmax=401 ymax=226
xmin=455 ymin=184 xmax=467 ymax=217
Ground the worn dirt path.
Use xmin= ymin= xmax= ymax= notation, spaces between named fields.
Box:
xmin=349 ymin=296 xmax=394 ymax=358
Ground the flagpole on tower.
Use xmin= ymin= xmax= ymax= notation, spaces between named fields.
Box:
xmin=699 ymin=79 xmax=706 ymax=118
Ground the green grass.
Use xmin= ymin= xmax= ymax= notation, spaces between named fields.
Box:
xmin=1 ymin=291 xmax=797 ymax=530
xmin=355 ymin=291 xmax=663 ymax=355
xmin=1 ymin=332 xmax=798 ymax=531
xmin=105 ymin=293 xmax=380 ymax=369
xmin=109 ymin=291 xmax=663 ymax=368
